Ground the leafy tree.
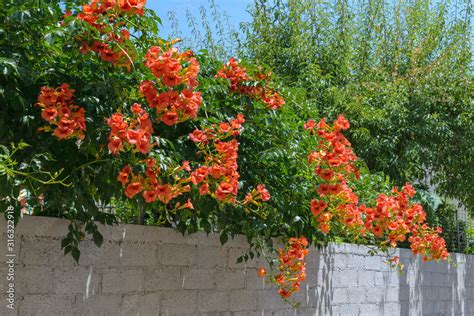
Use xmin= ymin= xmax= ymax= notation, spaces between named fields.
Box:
xmin=241 ymin=0 xmax=474 ymax=214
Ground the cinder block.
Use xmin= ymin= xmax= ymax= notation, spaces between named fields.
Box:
xmin=111 ymin=224 xmax=145 ymax=242
xmin=305 ymin=247 xmax=321 ymax=268
xmin=345 ymin=253 xmax=365 ymax=270
xmin=77 ymin=240 xmax=122 ymax=267
xmin=101 ymin=267 xmax=143 ymax=293
xmin=290 ymin=287 xmax=307 ymax=308
xmin=439 ymin=286 xmax=452 ymax=301
xmin=229 ymin=290 xmax=257 ymax=311
xmin=398 ymin=286 xmax=410 ymax=301
xmin=256 ymin=290 xmax=287 ymax=309
xmin=74 ymin=293 xmax=122 ymax=315
xmin=232 ymin=311 xmax=262 ymax=316
xmin=0 ymin=218 xmax=6 ymax=235
xmin=143 ymin=226 xmax=186 ymax=244
xmin=244 ymin=269 xmax=272 ymax=290
xmin=434 ymin=300 xmax=448 ymax=314
xmin=18 ymin=294 xmax=73 ymax=315
xmin=373 ymin=271 xmax=385 ymax=287
xmin=18 ymin=236 xmax=56 ymax=266
xmin=358 ymin=303 xmax=382 ymax=315
xmin=364 ymin=256 xmax=382 ymax=271
xmin=16 ymin=265 xmax=53 ymax=294
xmin=268 ymin=309 xmax=296 ymax=316
xmin=182 ymin=268 xmax=216 ymax=289
xmin=215 ymin=268 xmax=245 ymax=290
xmin=122 ymin=292 xmax=160 ymax=315
xmin=383 ymin=286 xmax=400 ymax=302
xmin=118 ymin=242 xmax=158 ymax=266
xmin=0 ymin=300 xmax=16 ymax=316
xmin=333 ymin=254 xmax=348 ymax=270
xmin=331 ymin=288 xmax=348 ymax=304
xmin=333 ymin=270 xmax=358 ymax=287
xmin=143 ymin=266 xmax=181 ymax=291
xmin=298 ymin=308 xmax=320 ymax=316
xmin=161 ymin=244 xmax=197 ymax=266
xmin=305 ymin=268 xmax=321 ymax=287
xmin=383 ymin=302 xmax=401 ymax=315
xmin=357 ymin=273 xmax=374 ymax=287
xmin=364 ymin=286 xmax=385 ymax=304
xmin=331 ymin=303 xmax=359 ymax=315
xmin=0 ymin=268 xmax=7 ymax=293
xmin=198 ymin=290 xmax=229 ymax=312
xmin=160 ymin=290 xmax=197 ymax=314
xmin=197 ymin=246 xmax=228 ymax=268
xmin=15 ymin=216 xmax=68 ymax=239
xmin=346 ymin=287 xmax=366 ymax=303
xmin=245 ymin=268 xmax=268 ymax=290
xmin=52 ymin=266 xmax=100 ymax=295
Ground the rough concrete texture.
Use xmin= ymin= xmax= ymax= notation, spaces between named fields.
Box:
xmin=0 ymin=215 xmax=473 ymax=315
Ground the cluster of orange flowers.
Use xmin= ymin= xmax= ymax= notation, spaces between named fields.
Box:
xmin=106 ymin=103 xmax=154 ymax=155
xmin=73 ymin=0 xmax=146 ymax=67
xmin=305 ymin=115 xmax=361 ymax=234
xmin=364 ymin=184 xmax=448 ymax=260
xmin=410 ymin=225 xmax=448 ymax=261
xmin=36 ymin=84 xmax=86 ymax=140
xmin=188 ymin=115 xmax=246 ymax=203
xmin=305 ymin=115 xmax=449 ymax=262
xmin=243 ymin=184 xmax=271 ymax=206
xmin=140 ymin=44 xmax=202 ymax=126
xmin=272 ymin=237 xmax=309 ymax=299
xmin=216 ymin=58 xmax=285 ymax=110
xmin=117 ymin=158 xmax=193 ymax=210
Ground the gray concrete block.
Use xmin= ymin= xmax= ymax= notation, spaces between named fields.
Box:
xmin=245 ymin=268 xmax=269 ymax=290
xmin=229 ymin=290 xmax=257 ymax=311
xmin=121 ymin=292 xmax=160 ymax=315
xmin=215 ymin=268 xmax=246 ymax=290
xmin=198 ymin=290 xmax=229 ymax=312
xmin=143 ymin=266 xmax=182 ymax=291
xmin=197 ymin=246 xmax=228 ymax=268
xmin=160 ymin=290 xmax=197 ymax=314
xmin=161 ymin=243 xmax=197 ymax=266
xmin=16 ymin=265 xmax=53 ymax=294
xmin=74 ymin=293 xmax=122 ymax=315
xmin=346 ymin=287 xmax=366 ymax=304
xmin=256 ymin=290 xmax=288 ymax=309
xmin=18 ymin=294 xmax=74 ymax=315
xmin=358 ymin=303 xmax=381 ymax=315
xmin=101 ymin=267 xmax=144 ymax=293
xmin=331 ymin=288 xmax=348 ymax=304
xmin=118 ymin=242 xmax=158 ymax=266
xmin=182 ymin=268 xmax=216 ymax=289
xmin=52 ymin=266 xmax=100 ymax=295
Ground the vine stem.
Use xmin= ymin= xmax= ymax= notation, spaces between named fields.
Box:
xmin=71 ymin=159 xmax=110 ymax=173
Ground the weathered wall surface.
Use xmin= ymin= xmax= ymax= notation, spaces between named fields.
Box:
xmin=0 ymin=215 xmax=473 ymax=315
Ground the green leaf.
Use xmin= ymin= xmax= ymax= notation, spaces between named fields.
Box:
xmin=93 ymin=231 xmax=103 ymax=247
xmin=219 ymin=232 xmax=228 ymax=245
xmin=71 ymin=247 xmax=80 ymax=263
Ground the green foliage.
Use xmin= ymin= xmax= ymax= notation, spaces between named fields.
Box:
xmin=0 ymin=0 xmax=160 ymax=259
xmin=1 ymin=0 xmax=471 ymax=266
xmin=242 ymin=0 xmax=474 ymax=215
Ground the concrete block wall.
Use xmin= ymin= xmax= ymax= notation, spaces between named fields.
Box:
xmin=0 ymin=215 xmax=473 ymax=315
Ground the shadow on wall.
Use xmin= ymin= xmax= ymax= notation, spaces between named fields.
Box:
xmin=313 ymin=245 xmax=336 ymax=315
xmin=398 ymin=249 xmax=473 ymax=316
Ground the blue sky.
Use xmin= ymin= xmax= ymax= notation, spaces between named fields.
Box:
xmin=147 ymin=0 xmax=253 ymax=39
